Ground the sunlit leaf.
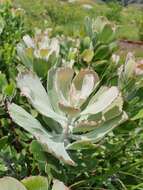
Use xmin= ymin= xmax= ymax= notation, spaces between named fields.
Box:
xmin=132 ymin=109 xmax=143 ymax=120
xmin=81 ymin=49 xmax=94 ymax=63
xmin=17 ymin=71 xmax=67 ymax=126
xmin=22 ymin=176 xmax=49 ymax=190
xmin=0 ymin=177 xmax=27 ymax=190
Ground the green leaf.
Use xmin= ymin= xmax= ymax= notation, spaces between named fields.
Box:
xmin=40 ymin=136 xmax=75 ymax=166
xmin=124 ymin=53 xmax=136 ymax=79
xmin=8 ymin=103 xmax=47 ymax=136
xmin=81 ymin=86 xmax=120 ymax=115
xmin=103 ymin=93 xmax=123 ymax=121
xmin=22 ymin=176 xmax=49 ymax=190
xmin=17 ymin=44 xmax=33 ymax=69
xmin=94 ymin=45 xmax=110 ymax=61
xmin=103 ymin=106 xmax=121 ymax=121
xmin=88 ymin=86 xmax=109 ymax=105
xmin=0 ymin=136 xmax=8 ymax=150
xmin=47 ymin=68 xmax=63 ymax=114
xmin=0 ymin=72 xmax=7 ymax=92
xmin=99 ymin=24 xmax=115 ymax=43
xmin=30 ymin=140 xmax=47 ymax=165
xmin=83 ymin=112 xmax=128 ymax=143
xmin=17 ymin=71 xmax=67 ymax=126
xmin=93 ymin=16 xmax=108 ymax=33
xmin=8 ymin=103 xmax=75 ymax=166
xmin=42 ymin=116 xmax=62 ymax=133
xmin=3 ymin=82 xmax=15 ymax=97
xmin=132 ymin=109 xmax=143 ymax=120
xmin=0 ymin=177 xmax=27 ymax=190
xmin=82 ymin=36 xmax=91 ymax=49
xmin=59 ymin=102 xmax=80 ymax=117
xmin=73 ymin=120 xmax=100 ymax=133
xmin=81 ymin=49 xmax=94 ymax=63
xmin=70 ymin=111 xmax=128 ymax=149
xmin=55 ymin=67 xmax=74 ymax=103
xmin=33 ymin=58 xmax=50 ymax=77
xmin=84 ymin=17 xmax=93 ymax=38
xmin=92 ymin=60 xmax=108 ymax=67
xmin=70 ymin=69 xmax=99 ymax=107
xmin=67 ymin=140 xmax=96 ymax=150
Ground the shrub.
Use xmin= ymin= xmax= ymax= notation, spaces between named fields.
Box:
xmin=0 ymin=1 xmax=26 ymax=78
xmin=0 ymin=1 xmax=33 ymax=179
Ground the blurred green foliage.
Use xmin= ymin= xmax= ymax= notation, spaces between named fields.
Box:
xmin=13 ymin=0 xmax=143 ymax=41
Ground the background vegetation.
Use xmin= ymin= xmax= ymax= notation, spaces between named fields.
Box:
xmin=13 ymin=0 xmax=143 ymax=41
